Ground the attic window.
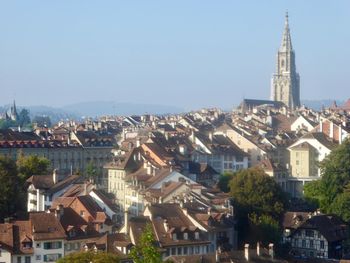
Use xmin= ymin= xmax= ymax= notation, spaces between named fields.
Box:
xmin=195 ymin=232 xmax=200 ymax=240
xmin=172 ymin=233 xmax=177 ymax=241
xmin=22 ymin=242 xmax=32 ymax=249
xmin=183 ymin=232 xmax=188 ymax=240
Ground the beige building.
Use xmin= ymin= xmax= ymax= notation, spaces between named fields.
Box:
xmin=287 ymin=133 xmax=336 ymax=197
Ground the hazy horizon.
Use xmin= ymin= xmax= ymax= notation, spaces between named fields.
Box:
xmin=0 ymin=1 xmax=349 ymax=111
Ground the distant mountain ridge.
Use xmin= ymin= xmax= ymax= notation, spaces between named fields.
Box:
xmin=63 ymin=101 xmax=184 ymax=117
xmin=1 ymin=100 xmax=344 ymax=124
xmin=1 ymin=101 xmax=184 ymax=123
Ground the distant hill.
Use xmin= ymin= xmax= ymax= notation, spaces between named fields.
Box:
xmin=63 ymin=101 xmax=184 ymax=117
xmin=301 ymin=100 xmax=345 ymax=111
xmin=24 ymin=105 xmax=78 ymax=123
xmin=1 ymin=101 xmax=184 ymax=123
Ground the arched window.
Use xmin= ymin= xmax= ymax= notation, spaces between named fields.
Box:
xmin=281 ymin=59 xmax=285 ymax=68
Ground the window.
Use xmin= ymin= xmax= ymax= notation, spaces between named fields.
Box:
xmin=306 ymin=230 xmax=314 ymax=237
xmin=43 ymin=254 xmax=62 ymax=262
xmin=25 ymin=257 xmax=31 ymax=263
xmin=195 ymin=232 xmax=200 ymax=240
xmin=320 ymin=240 xmax=324 ymax=249
xmin=195 ymin=246 xmax=200 ymax=254
xmin=36 ymin=242 xmax=41 ymax=248
xmin=80 ymin=210 xmax=85 ymax=217
xmin=43 ymin=241 xmax=62 ymax=250
xmin=172 ymin=233 xmax=177 ymax=241
xmin=177 ymin=247 xmax=182 ymax=255
xmin=296 ymin=160 xmax=300 ymax=165
xmin=171 ymin=248 xmax=176 ymax=255
xmin=309 ymin=240 xmax=314 ymax=249
xmin=183 ymin=232 xmax=188 ymax=240
xmin=302 ymin=240 xmax=306 ymax=248
xmin=183 ymin=247 xmax=188 ymax=255
xmin=17 ymin=257 xmax=21 ymax=263
xmin=36 ymin=255 xmax=41 ymax=261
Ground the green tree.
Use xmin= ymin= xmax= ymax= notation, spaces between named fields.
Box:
xmin=228 ymin=167 xmax=287 ymax=246
xmin=0 ymin=156 xmax=21 ymax=221
xmin=218 ymin=171 xmax=234 ymax=193
xmin=0 ymin=119 xmax=17 ymax=129
xmin=130 ymin=224 xmax=162 ymax=263
xmin=57 ymin=251 xmax=120 ymax=263
xmin=248 ymin=213 xmax=281 ymax=246
xmin=229 ymin=167 xmax=287 ymax=219
xmin=304 ymin=138 xmax=350 ymax=221
xmin=85 ymin=161 xmax=98 ymax=182
xmin=18 ymin=108 xmax=31 ymax=127
xmin=16 ymin=154 xmax=50 ymax=183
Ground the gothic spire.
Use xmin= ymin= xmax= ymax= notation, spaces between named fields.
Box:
xmin=279 ymin=12 xmax=293 ymax=52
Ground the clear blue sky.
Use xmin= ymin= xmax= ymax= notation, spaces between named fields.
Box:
xmin=0 ymin=1 xmax=349 ymax=110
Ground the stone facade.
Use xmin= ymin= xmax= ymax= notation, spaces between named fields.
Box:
xmin=271 ymin=13 xmax=300 ymax=110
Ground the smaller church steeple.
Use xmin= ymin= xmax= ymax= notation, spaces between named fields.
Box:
xmin=279 ymin=12 xmax=293 ymax=52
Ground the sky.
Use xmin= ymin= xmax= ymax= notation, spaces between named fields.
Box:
xmin=0 ymin=1 xmax=349 ymax=111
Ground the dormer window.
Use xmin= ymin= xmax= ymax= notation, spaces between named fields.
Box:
xmin=195 ymin=232 xmax=199 ymax=240
xmin=183 ymin=232 xmax=188 ymax=240
xmin=22 ymin=242 xmax=32 ymax=249
xmin=172 ymin=233 xmax=177 ymax=241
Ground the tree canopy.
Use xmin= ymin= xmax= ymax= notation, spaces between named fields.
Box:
xmin=229 ymin=167 xmax=287 ymax=219
xmin=304 ymin=138 xmax=350 ymax=221
xmin=0 ymin=156 xmax=21 ymax=220
xmin=57 ymin=251 xmax=120 ymax=263
xmin=228 ymin=167 xmax=287 ymax=246
xmin=16 ymin=153 xmax=51 ymax=183
xmin=130 ymin=224 xmax=162 ymax=263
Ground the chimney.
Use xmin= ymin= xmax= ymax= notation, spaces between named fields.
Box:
xmin=163 ymin=219 xmax=169 ymax=232
xmin=83 ymin=182 xmax=87 ymax=195
xmin=56 ymin=204 xmax=64 ymax=220
xmin=269 ymin=243 xmax=274 ymax=259
xmin=53 ymin=169 xmax=58 ymax=184
xmin=147 ymin=164 xmax=152 ymax=175
xmin=256 ymin=242 xmax=261 ymax=256
xmin=244 ymin=244 xmax=250 ymax=261
xmin=136 ymin=138 xmax=141 ymax=147
xmin=124 ymin=210 xmax=129 ymax=234
xmin=215 ymin=248 xmax=221 ymax=263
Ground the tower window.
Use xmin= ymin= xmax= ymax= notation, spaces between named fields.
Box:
xmin=281 ymin=59 xmax=285 ymax=68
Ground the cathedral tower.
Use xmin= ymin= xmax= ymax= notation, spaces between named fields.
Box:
xmin=271 ymin=13 xmax=300 ymax=110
